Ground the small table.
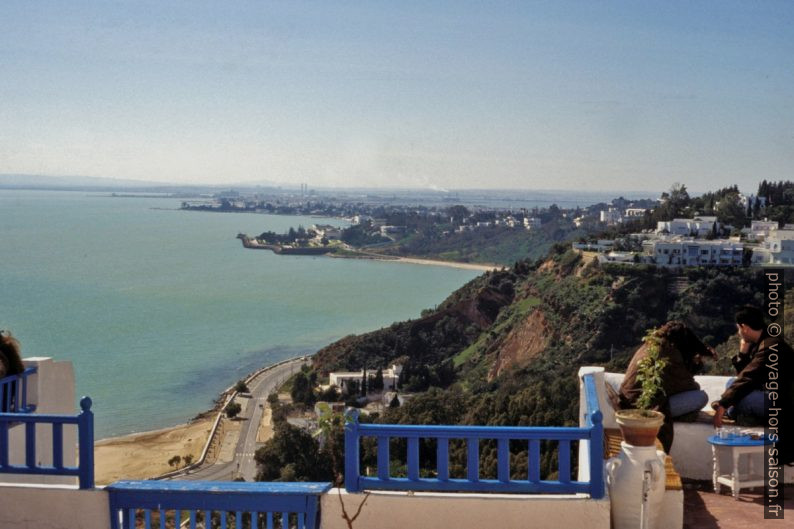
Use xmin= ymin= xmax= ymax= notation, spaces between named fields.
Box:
xmin=707 ymin=434 xmax=765 ymax=499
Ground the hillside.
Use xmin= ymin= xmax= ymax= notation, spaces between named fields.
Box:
xmin=308 ymin=249 xmax=789 ymax=474
xmin=376 ymin=218 xmax=592 ymax=266
xmin=263 ymin=247 xmax=791 ymax=482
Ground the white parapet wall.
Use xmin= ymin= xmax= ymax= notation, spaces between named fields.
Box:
xmin=320 ymin=489 xmax=610 ymax=529
xmin=2 ymin=357 xmax=79 ymax=486
xmin=578 ymin=367 xmax=683 ymax=529
xmin=0 ymin=484 xmax=108 ymax=529
xmin=596 ymin=368 xmax=794 ymax=484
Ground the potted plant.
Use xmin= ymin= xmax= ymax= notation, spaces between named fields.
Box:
xmin=615 ymin=329 xmax=668 ymax=446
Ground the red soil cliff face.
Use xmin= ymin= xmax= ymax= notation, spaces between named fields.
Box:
xmin=488 ymin=309 xmax=551 ymax=379
xmin=312 ymin=285 xmax=512 ymax=374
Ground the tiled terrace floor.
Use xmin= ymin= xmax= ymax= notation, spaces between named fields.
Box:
xmin=683 ymin=481 xmax=793 ymax=528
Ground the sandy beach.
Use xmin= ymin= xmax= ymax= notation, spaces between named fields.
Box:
xmin=94 ymin=416 xmax=214 ymax=485
xmin=331 ymin=251 xmax=499 ymax=271
xmin=394 ymin=256 xmax=500 ymax=271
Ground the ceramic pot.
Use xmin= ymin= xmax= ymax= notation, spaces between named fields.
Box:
xmin=607 ymin=442 xmax=666 ymax=529
xmin=615 ymin=409 xmax=664 ymax=447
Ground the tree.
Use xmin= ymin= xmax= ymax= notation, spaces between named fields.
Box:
xmin=318 ymin=385 xmax=341 ymax=402
xmin=235 ymin=380 xmax=249 ymax=393
xmin=168 ymin=455 xmax=181 ymax=468
xmin=389 ymin=394 xmax=401 ymax=408
xmin=183 ymin=454 xmax=194 ymax=466
xmin=360 ymin=368 xmax=367 ymax=397
xmin=254 ymin=422 xmax=332 ymax=482
xmin=344 ymin=379 xmax=359 ymax=398
xmin=372 ymin=368 xmax=384 ymax=391
xmin=446 ymin=205 xmax=470 ymax=223
xmin=715 ymin=192 xmax=747 ymax=228
xmin=291 ymin=371 xmax=316 ymax=406
xmin=225 ymin=401 xmax=242 ymax=419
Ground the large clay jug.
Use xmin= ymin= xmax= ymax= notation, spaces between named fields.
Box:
xmin=606 ymin=442 xmax=666 ymax=529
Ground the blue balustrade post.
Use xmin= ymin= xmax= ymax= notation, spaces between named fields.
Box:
xmin=588 ymin=409 xmax=604 ymax=499
xmin=344 ymin=409 xmax=360 ymax=492
xmin=78 ymin=396 xmax=95 ymax=489
xmin=581 ymin=373 xmax=605 ymax=499
xmin=20 ymin=370 xmax=28 ymax=411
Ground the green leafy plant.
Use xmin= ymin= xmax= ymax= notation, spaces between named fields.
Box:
xmin=634 ymin=328 xmax=668 ymax=411
xmin=315 ymin=404 xmax=370 ymax=529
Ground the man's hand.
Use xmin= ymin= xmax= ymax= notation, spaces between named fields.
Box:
xmin=713 ymin=405 xmax=726 ymax=428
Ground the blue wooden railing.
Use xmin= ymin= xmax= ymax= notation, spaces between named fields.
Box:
xmin=0 ymin=366 xmax=37 ymax=413
xmin=107 ymin=480 xmax=332 ymax=529
xmin=0 ymin=395 xmax=94 ymax=489
xmin=345 ymin=373 xmax=604 ymax=498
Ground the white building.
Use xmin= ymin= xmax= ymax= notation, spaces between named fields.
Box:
xmin=351 ymin=215 xmax=372 ymax=225
xmin=624 ymin=208 xmax=647 ymax=218
xmin=328 ymin=364 xmax=403 ymax=393
xmin=599 ymin=208 xmax=623 ymax=226
xmin=744 ymin=219 xmax=779 ymax=241
xmin=656 ymin=216 xmax=719 ymax=237
xmin=311 ymin=224 xmax=342 ymax=239
xmin=643 ymin=238 xmax=744 ymax=267
xmin=524 ymin=217 xmax=542 ymax=231
xmin=738 ymin=193 xmax=766 ymax=208
xmin=751 ymin=234 xmax=794 ymax=266
xmin=572 ymin=239 xmax=615 ymax=252
xmin=380 ymin=225 xmax=407 ymax=236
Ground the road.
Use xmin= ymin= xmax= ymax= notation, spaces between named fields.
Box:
xmin=175 ymin=357 xmax=309 ymax=481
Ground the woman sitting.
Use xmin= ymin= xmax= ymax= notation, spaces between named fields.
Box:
xmin=619 ymin=321 xmax=715 ymax=452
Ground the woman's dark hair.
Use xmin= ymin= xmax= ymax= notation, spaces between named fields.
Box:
xmin=0 ymin=330 xmax=25 ymax=375
xmin=735 ymin=305 xmax=765 ymax=331
xmin=655 ymin=320 xmax=710 ymax=368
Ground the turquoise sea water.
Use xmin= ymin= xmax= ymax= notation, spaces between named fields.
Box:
xmin=0 ymin=190 xmax=480 ymax=437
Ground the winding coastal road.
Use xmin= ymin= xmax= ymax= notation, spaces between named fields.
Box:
xmin=175 ymin=357 xmax=309 ymax=481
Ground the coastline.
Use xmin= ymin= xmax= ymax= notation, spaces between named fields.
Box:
xmin=95 ymin=416 xmax=213 ymax=485
xmin=393 ymin=256 xmax=500 ymax=272
xmin=94 ymin=355 xmax=307 ymax=485
xmin=328 ymin=251 xmax=500 ymax=272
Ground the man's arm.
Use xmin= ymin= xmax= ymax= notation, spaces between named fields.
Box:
xmin=730 ymin=338 xmax=753 ymax=373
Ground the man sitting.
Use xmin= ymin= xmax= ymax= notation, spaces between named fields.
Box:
xmin=712 ymin=305 xmax=788 ymax=427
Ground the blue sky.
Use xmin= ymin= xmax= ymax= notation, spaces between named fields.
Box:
xmin=0 ymin=1 xmax=791 ymax=192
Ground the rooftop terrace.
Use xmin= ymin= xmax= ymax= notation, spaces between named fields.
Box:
xmin=0 ymin=358 xmax=790 ymax=528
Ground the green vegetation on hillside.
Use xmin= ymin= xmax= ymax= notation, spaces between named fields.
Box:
xmin=255 ymin=181 xmax=794 ymax=483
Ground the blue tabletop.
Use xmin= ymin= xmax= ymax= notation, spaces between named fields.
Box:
xmin=707 ymin=434 xmax=766 ymax=446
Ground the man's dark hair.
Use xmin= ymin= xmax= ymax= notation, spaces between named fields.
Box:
xmin=735 ymin=305 xmax=765 ymax=331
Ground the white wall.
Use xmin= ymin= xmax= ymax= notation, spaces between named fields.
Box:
xmin=0 ymin=484 xmax=108 ymax=529
xmin=2 ymin=357 xmax=79 ymax=486
xmin=578 ymin=367 xmax=683 ymax=529
xmin=320 ymin=489 xmax=610 ymax=529
xmin=593 ymin=368 xmax=793 ymax=483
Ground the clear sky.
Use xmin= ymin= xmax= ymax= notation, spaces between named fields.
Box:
xmin=1 ymin=1 xmax=791 ymax=192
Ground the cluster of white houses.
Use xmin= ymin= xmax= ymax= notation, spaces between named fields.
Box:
xmin=579 ymin=217 xmax=794 ymax=267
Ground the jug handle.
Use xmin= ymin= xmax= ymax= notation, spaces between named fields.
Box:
xmin=606 ymin=458 xmax=621 ymax=487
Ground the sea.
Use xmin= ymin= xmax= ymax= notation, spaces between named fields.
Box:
xmin=0 ymin=190 xmax=485 ymax=438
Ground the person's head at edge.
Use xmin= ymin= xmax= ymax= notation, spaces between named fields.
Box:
xmin=735 ymin=305 xmax=764 ymax=345
xmin=0 ymin=330 xmax=26 ymax=375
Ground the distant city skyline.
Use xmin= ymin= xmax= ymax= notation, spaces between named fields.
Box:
xmin=1 ymin=2 xmax=791 ymax=192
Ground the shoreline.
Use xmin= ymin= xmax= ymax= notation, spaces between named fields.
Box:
xmin=94 ymin=355 xmax=307 ymax=485
xmin=393 ymin=256 xmax=500 ymax=272
xmin=94 ymin=415 xmax=214 ymax=485
xmin=327 ymin=251 xmax=500 ymax=272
